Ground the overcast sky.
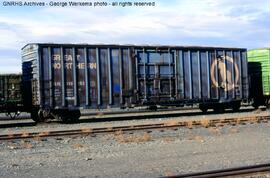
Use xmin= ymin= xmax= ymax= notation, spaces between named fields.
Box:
xmin=0 ymin=0 xmax=270 ymax=73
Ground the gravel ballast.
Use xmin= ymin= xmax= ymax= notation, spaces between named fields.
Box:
xmin=1 ymin=119 xmax=270 ymax=177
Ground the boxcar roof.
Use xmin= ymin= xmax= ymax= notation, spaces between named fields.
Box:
xmin=22 ymin=43 xmax=246 ymax=51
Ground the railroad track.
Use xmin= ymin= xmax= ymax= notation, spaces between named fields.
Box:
xmin=164 ymin=163 xmax=270 ymax=178
xmin=0 ymin=106 xmax=198 ymax=120
xmin=1 ymin=115 xmax=269 ymax=141
xmin=0 ymin=107 xmax=255 ymax=122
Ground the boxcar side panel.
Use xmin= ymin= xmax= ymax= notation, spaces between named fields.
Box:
xmin=100 ymin=48 xmax=109 ymax=107
xmin=22 ymin=44 xmax=248 ymax=111
xmin=41 ymin=47 xmax=50 ymax=107
xmin=183 ymin=51 xmax=191 ymax=99
xmin=76 ymin=48 xmax=86 ymax=106
xmin=52 ymin=47 xmax=63 ymax=107
xmin=178 ymin=50 xmax=185 ymax=99
xmin=241 ymin=51 xmax=249 ymax=99
xmin=191 ymin=51 xmax=200 ymax=99
xmin=111 ymin=49 xmax=120 ymax=106
xmin=200 ymin=51 xmax=210 ymax=99
xmin=88 ymin=48 xmax=98 ymax=108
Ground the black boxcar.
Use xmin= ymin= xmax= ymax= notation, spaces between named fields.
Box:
xmin=22 ymin=44 xmax=248 ymax=122
xmin=0 ymin=74 xmax=24 ymax=118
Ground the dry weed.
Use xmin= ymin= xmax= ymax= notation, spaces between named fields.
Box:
xmin=72 ymin=143 xmax=84 ymax=149
xmin=115 ymin=133 xmax=152 ymax=143
xmin=164 ymin=171 xmax=175 ymax=177
xmin=104 ymin=134 xmax=114 ymax=140
xmin=165 ymin=120 xmax=179 ymax=126
xmin=114 ymin=130 xmax=123 ymax=136
xmin=250 ymin=117 xmax=259 ymax=124
xmin=107 ymin=127 xmax=113 ymax=131
xmin=33 ymin=136 xmax=42 ymax=141
xmin=8 ymin=133 xmax=15 ymax=139
xmin=208 ymin=127 xmax=221 ymax=135
xmin=22 ymin=142 xmax=33 ymax=149
xmin=229 ymin=128 xmax=239 ymax=134
xmin=38 ymin=131 xmax=50 ymax=137
xmin=21 ymin=131 xmax=29 ymax=137
xmin=162 ymin=136 xmax=175 ymax=142
xmin=201 ymin=119 xmax=210 ymax=127
xmin=115 ymin=134 xmax=125 ymax=142
xmin=72 ymin=143 xmax=88 ymax=152
xmin=20 ymin=140 xmax=33 ymax=149
xmin=81 ymin=128 xmax=92 ymax=133
xmin=236 ymin=118 xmax=242 ymax=125
xmin=189 ymin=135 xmax=204 ymax=142
xmin=187 ymin=121 xmax=193 ymax=129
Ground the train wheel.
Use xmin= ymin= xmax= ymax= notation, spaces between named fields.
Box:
xmin=213 ymin=106 xmax=225 ymax=113
xmin=71 ymin=110 xmax=81 ymax=122
xmin=199 ymin=104 xmax=208 ymax=113
xmin=252 ymin=102 xmax=259 ymax=109
xmin=60 ymin=110 xmax=81 ymax=123
xmin=30 ymin=107 xmax=55 ymax=123
xmin=148 ymin=105 xmax=157 ymax=111
xmin=61 ymin=116 xmax=72 ymax=124
xmin=38 ymin=109 xmax=46 ymax=121
xmin=232 ymin=102 xmax=241 ymax=112
xmin=31 ymin=110 xmax=41 ymax=122
xmin=265 ymin=98 xmax=270 ymax=109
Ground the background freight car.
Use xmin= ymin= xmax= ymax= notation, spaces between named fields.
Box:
xmin=22 ymin=44 xmax=248 ymax=122
xmin=0 ymin=74 xmax=24 ymax=118
xmin=248 ymin=48 xmax=270 ymax=107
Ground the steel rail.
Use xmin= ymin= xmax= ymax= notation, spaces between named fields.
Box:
xmin=0 ymin=115 xmax=269 ymax=141
xmin=162 ymin=163 xmax=270 ymax=178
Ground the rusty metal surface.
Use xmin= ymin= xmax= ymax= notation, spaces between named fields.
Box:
xmin=21 ymin=44 xmax=248 ymax=110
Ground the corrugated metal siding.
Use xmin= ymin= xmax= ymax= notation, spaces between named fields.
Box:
xmin=248 ymin=49 xmax=270 ymax=96
xmin=21 ymin=44 xmax=40 ymax=107
xmin=22 ymin=44 xmax=248 ymax=110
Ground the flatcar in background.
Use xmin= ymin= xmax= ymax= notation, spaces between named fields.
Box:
xmin=20 ymin=43 xmax=248 ymax=122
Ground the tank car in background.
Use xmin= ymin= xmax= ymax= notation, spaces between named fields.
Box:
xmin=21 ymin=44 xmax=249 ymax=122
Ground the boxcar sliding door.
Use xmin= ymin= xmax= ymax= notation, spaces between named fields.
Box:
xmin=136 ymin=49 xmax=176 ymax=104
